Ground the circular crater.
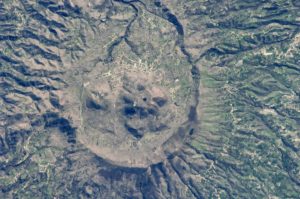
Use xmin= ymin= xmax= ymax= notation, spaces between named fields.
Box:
xmin=77 ymin=60 xmax=194 ymax=168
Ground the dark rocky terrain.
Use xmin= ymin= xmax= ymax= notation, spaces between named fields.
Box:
xmin=0 ymin=0 xmax=300 ymax=198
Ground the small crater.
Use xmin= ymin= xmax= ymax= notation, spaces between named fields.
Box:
xmin=137 ymin=84 xmax=145 ymax=91
xmin=122 ymin=95 xmax=134 ymax=105
xmin=124 ymin=123 xmax=143 ymax=139
xmin=138 ymin=107 xmax=148 ymax=119
xmin=86 ymin=97 xmax=108 ymax=111
xmin=148 ymin=123 xmax=168 ymax=132
xmin=148 ymin=107 xmax=158 ymax=116
xmin=152 ymin=97 xmax=167 ymax=107
xmin=123 ymin=106 xmax=136 ymax=117
xmin=189 ymin=128 xmax=194 ymax=135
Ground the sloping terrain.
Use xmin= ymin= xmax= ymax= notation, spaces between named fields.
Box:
xmin=0 ymin=0 xmax=300 ymax=198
